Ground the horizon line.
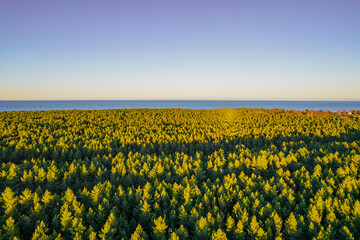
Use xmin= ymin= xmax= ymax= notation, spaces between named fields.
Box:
xmin=1 ymin=99 xmax=360 ymax=102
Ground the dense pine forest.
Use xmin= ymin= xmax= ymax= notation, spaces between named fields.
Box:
xmin=1 ymin=108 xmax=360 ymax=240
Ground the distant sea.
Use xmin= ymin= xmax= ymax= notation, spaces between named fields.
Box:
xmin=0 ymin=100 xmax=359 ymax=112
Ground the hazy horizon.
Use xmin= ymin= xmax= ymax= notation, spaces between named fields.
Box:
xmin=1 ymin=1 xmax=359 ymax=100
xmin=0 ymin=98 xmax=360 ymax=102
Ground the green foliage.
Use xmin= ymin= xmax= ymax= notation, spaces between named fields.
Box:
xmin=2 ymin=216 xmax=20 ymax=239
xmin=131 ymin=224 xmax=148 ymax=240
xmin=153 ymin=216 xmax=167 ymax=239
xmin=0 ymin=108 xmax=359 ymax=239
xmin=99 ymin=212 xmax=117 ymax=239
xmin=211 ymin=228 xmax=228 ymax=240
xmin=1 ymin=187 xmax=18 ymax=215
xmin=284 ymin=212 xmax=298 ymax=237
xmin=31 ymin=221 xmax=49 ymax=240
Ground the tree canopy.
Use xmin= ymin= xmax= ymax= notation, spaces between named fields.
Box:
xmin=0 ymin=108 xmax=359 ymax=239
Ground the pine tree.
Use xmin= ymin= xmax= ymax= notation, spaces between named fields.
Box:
xmin=196 ymin=217 xmax=209 ymax=237
xmin=284 ymin=212 xmax=298 ymax=237
xmin=36 ymin=167 xmax=47 ymax=182
xmin=73 ymin=233 xmax=82 ymax=240
xmin=169 ymin=232 xmax=180 ymax=240
xmin=91 ymin=183 xmax=103 ymax=203
xmin=2 ymin=217 xmax=20 ymax=239
xmin=179 ymin=205 xmax=188 ymax=226
xmin=54 ymin=233 xmax=64 ymax=240
xmin=339 ymin=226 xmax=354 ymax=240
xmin=7 ymin=163 xmax=18 ymax=180
xmin=21 ymin=170 xmax=33 ymax=183
xmin=271 ymin=211 xmax=283 ymax=234
xmin=33 ymin=192 xmax=42 ymax=213
xmin=226 ymin=215 xmax=235 ymax=232
xmin=60 ymin=204 xmax=73 ymax=229
xmin=71 ymin=199 xmax=84 ymax=218
xmin=19 ymin=189 xmax=33 ymax=206
xmin=240 ymin=208 xmax=249 ymax=225
xmin=211 ymin=228 xmax=228 ymax=240
xmin=1 ymin=187 xmax=18 ymax=215
xmin=89 ymin=162 xmax=96 ymax=174
xmin=153 ymin=216 xmax=168 ymax=240
xmin=47 ymin=162 xmax=59 ymax=182
xmin=183 ymin=184 xmax=192 ymax=206
xmin=71 ymin=217 xmax=86 ymax=238
xmin=176 ymin=225 xmax=189 ymax=239
xmin=130 ymin=224 xmax=148 ymax=240
xmin=353 ymin=200 xmax=360 ymax=218
xmin=313 ymin=226 xmax=331 ymax=240
xmin=325 ymin=210 xmax=336 ymax=224
xmin=234 ymin=220 xmax=245 ymax=240
xmin=207 ymin=212 xmax=215 ymax=228
xmin=87 ymin=226 xmax=97 ymax=240
xmin=308 ymin=205 xmax=321 ymax=224
xmin=41 ymin=190 xmax=54 ymax=206
xmin=31 ymin=221 xmax=49 ymax=240
xmin=141 ymin=200 xmax=151 ymax=214
xmin=249 ymin=216 xmax=265 ymax=239
xmin=99 ymin=212 xmax=117 ymax=240
xmin=63 ymin=188 xmax=76 ymax=205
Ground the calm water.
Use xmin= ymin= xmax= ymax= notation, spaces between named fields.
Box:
xmin=0 ymin=100 xmax=359 ymax=112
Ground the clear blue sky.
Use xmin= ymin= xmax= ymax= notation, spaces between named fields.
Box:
xmin=1 ymin=0 xmax=359 ymax=100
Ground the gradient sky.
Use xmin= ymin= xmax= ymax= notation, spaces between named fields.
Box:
xmin=1 ymin=0 xmax=359 ymax=100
